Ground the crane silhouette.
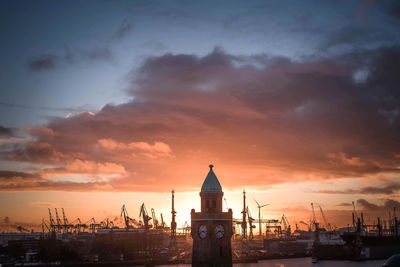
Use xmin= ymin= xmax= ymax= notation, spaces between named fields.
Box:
xmin=254 ymin=198 xmax=269 ymax=238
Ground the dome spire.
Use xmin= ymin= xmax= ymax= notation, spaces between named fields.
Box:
xmin=201 ymin=164 xmax=222 ymax=193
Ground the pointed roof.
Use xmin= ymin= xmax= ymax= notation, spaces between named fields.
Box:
xmin=201 ymin=164 xmax=222 ymax=193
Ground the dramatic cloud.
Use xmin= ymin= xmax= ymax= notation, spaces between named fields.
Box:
xmin=98 ymin=139 xmax=172 ymax=159
xmin=0 ymin=169 xmax=112 ymax=192
xmin=0 ymin=170 xmax=38 ymax=180
xmin=315 ymin=180 xmax=400 ymax=195
xmin=4 ymin=46 xmax=400 ymax=192
xmin=357 ymin=198 xmax=400 ymax=211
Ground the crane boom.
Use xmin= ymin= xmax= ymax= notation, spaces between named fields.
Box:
xmin=61 ymin=208 xmax=68 ymax=225
xmin=319 ymin=205 xmax=331 ymax=231
xmin=247 ymin=206 xmax=255 ymax=240
xmin=151 ymin=208 xmax=158 ymax=228
xmin=120 ymin=204 xmax=131 ymax=229
xmin=311 ymin=203 xmax=316 ymax=223
xmin=224 ymin=197 xmax=229 ymax=210
xmin=352 ymin=201 xmax=358 ymax=227
xmin=139 ymin=203 xmax=152 ymax=231
xmin=48 ymin=208 xmax=55 ymax=231
xmin=160 ymin=213 xmax=165 ymax=228
xmin=54 ymin=208 xmax=62 ymax=232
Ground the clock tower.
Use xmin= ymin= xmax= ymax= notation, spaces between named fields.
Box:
xmin=191 ymin=165 xmax=233 ymax=267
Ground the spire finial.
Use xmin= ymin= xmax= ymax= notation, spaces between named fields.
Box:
xmin=209 ymin=164 xmax=214 ymax=170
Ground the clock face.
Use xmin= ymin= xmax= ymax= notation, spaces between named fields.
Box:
xmin=198 ymin=224 xmax=207 ymax=239
xmin=214 ymin=224 xmax=224 ymax=239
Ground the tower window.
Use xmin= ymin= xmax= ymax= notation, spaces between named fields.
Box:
xmin=206 ymin=200 xmax=209 ymax=208
xmin=212 ymin=199 xmax=216 ymax=208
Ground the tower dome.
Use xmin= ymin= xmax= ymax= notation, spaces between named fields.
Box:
xmin=201 ymin=164 xmax=222 ymax=193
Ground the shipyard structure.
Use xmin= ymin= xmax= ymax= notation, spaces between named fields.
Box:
xmin=1 ymin=165 xmax=400 ymax=266
xmin=191 ymin=164 xmax=233 ymax=267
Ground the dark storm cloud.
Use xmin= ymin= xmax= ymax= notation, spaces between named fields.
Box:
xmin=0 ymin=180 xmax=110 ymax=192
xmin=28 ymin=55 xmax=57 ymax=71
xmin=387 ymin=1 xmax=400 ymax=19
xmin=28 ymin=47 xmax=113 ymax=72
xmin=0 ymin=167 xmax=114 ymax=192
xmin=0 ymin=126 xmax=13 ymax=137
xmin=314 ymin=1 xmax=400 ymax=54
xmin=321 ymin=26 xmax=382 ymax=51
xmin=26 ymin=18 xmax=135 ymax=72
xmin=0 ymin=170 xmax=37 ymax=180
xmin=357 ymin=198 xmax=400 ymax=210
xmin=5 ymin=46 xmax=400 ymax=192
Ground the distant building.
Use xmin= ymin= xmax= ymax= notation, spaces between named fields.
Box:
xmin=191 ymin=165 xmax=233 ymax=267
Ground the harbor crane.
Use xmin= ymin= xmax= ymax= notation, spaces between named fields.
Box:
xmin=254 ymin=198 xmax=269 ymax=238
xmin=241 ymin=190 xmax=247 ymax=239
xmin=160 ymin=213 xmax=166 ymax=228
xmin=54 ymin=208 xmax=63 ymax=232
xmin=139 ymin=202 xmax=152 ymax=232
xmin=352 ymin=201 xmax=357 ymax=227
xmin=311 ymin=203 xmax=317 ymax=231
xmin=86 ymin=218 xmax=101 ymax=233
xmin=121 ymin=204 xmax=133 ymax=229
xmin=61 ymin=208 xmax=73 ymax=233
xmin=246 ymin=206 xmax=255 ymax=240
xmin=151 ymin=208 xmax=159 ymax=228
xmin=281 ymin=214 xmax=291 ymax=235
xmin=318 ymin=205 xmax=332 ymax=231
xmin=177 ymin=221 xmax=191 ymax=235
xmin=73 ymin=218 xmax=87 ymax=232
xmin=120 ymin=204 xmax=142 ymax=229
xmin=224 ymin=197 xmax=229 ymax=211
xmin=41 ymin=218 xmax=49 ymax=233
xmin=48 ymin=208 xmax=56 ymax=232
xmin=101 ymin=218 xmax=114 ymax=229
xmin=61 ymin=208 xmax=68 ymax=225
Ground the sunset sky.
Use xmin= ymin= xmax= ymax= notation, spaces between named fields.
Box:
xmin=1 ymin=0 xmax=400 ymax=232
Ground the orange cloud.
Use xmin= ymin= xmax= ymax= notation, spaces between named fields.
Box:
xmin=64 ymin=159 xmax=126 ymax=176
xmin=98 ymin=138 xmax=172 ymax=159
xmin=0 ymin=47 xmax=399 ymax=193
xmin=327 ymin=152 xmax=364 ymax=167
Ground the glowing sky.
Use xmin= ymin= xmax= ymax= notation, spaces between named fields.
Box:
xmin=1 ymin=0 xmax=400 ymax=231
